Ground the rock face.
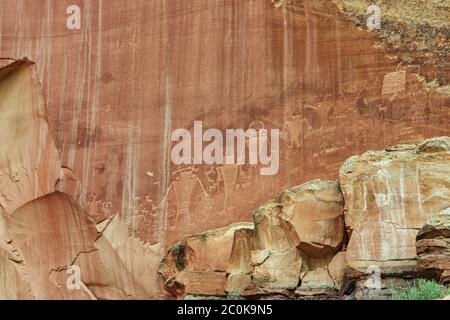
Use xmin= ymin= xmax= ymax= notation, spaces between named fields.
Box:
xmin=0 ymin=0 xmax=449 ymax=300
xmin=341 ymin=137 xmax=450 ymax=273
xmin=416 ymin=209 xmax=450 ymax=284
xmin=252 ymin=180 xmax=345 ymax=292
xmin=159 ymin=179 xmax=348 ymax=298
xmin=158 ymin=223 xmax=254 ymax=299
xmin=0 ymin=58 xmax=159 ymax=300
xmin=5 ymin=191 xmax=154 ymax=299
xmin=0 ymin=243 xmax=31 ymax=299
xmin=0 ymin=59 xmax=61 ymax=214
xmin=333 ymin=0 xmax=450 ymax=88
xmin=0 ymin=0 xmax=448 ymax=251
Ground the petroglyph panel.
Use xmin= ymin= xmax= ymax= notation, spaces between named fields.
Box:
xmin=0 ymin=0 xmax=448 ymax=254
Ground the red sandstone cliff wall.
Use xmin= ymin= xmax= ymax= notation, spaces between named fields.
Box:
xmin=0 ymin=0 xmax=448 ymax=299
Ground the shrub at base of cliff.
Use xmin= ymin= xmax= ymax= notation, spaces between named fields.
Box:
xmin=391 ymin=279 xmax=450 ymax=300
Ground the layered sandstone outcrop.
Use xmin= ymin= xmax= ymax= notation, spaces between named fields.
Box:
xmin=252 ymin=180 xmax=346 ymax=293
xmin=0 ymin=0 xmax=449 ymax=300
xmin=159 ymin=136 xmax=450 ymax=299
xmin=159 ymin=179 xmax=348 ymax=298
xmin=158 ymin=223 xmax=254 ymax=299
xmin=1 ymin=0 xmax=448 ymax=251
xmin=416 ymin=209 xmax=450 ymax=284
xmin=340 ymin=137 xmax=450 ymax=273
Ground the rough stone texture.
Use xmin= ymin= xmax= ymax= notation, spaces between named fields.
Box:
xmin=253 ymin=180 xmax=345 ymax=254
xmin=0 ymin=59 xmax=61 ymax=214
xmin=158 ymin=179 xmax=348 ymax=298
xmin=333 ymin=0 xmax=450 ymax=90
xmin=158 ymin=223 xmax=254 ymax=299
xmin=0 ymin=0 xmax=448 ymax=250
xmin=416 ymin=209 xmax=450 ymax=284
xmin=97 ymin=214 xmax=165 ymax=298
xmin=5 ymin=191 xmax=152 ymax=299
xmin=252 ymin=179 xmax=345 ymax=289
xmin=328 ymin=251 xmax=348 ymax=289
xmin=279 ymin=180 xmax=346 ymax=258
xmin=295 ymin=268 xmax=336 ymax=296
xmin=0 ymin=0 xmax=449 ymax=299
xmin=0 ymin=246 xmax=32 ymax=299
xmin=0 ymin=58 xmax=162 ymax=299
xmin=165 ymin=271 xmax=228 ymax=298
xmin=341 ymin=137 xmax=450 ymax=273
xmin=252 ymin=248 xmax=302 ymax=290
xmin=225 ymin=228 xmax=255 ymax=294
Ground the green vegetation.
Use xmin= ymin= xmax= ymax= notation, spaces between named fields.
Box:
xmin=391 ymin=279 xmax=450 ymax=300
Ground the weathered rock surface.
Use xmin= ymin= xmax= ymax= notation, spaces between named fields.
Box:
xmin=341 ymin=137 xmax=450 ymax=273
xmin=295 ymin=268 xmax=336 ymax=296
xmin=328 ymin=251 xmax=348 ymax=289
xmin=0 ymin=59 xmax=61 ymax=214
xmin=1 ymin=0 xmax=448 ymax=251
xmin=334 ymin=0 xmax=450 ymax=88
xmin=226 ymin=228 xmax=255 ymax=293
xmin=416 ymin=209 xmax=450 ymax=284
xmin=0 ymin=246 xmax=32 ymax=299
xmin=0 ymin=0 xmax=449 ymax=299
xmin=252 ymin=248 xmax=302 ymax=290
xmin=0 ymin=59 xmax=159 ymax=299
xmin=97 ymin=214 xmax=165 ymax=298
xmin=159 ymin=179 xmax=349 ymax=298
xmin=158 ymin=136 xmax=450 ymax=299
xmin=252 ymin=179 xmax=345 ymax=290
xmin=5 ymin=191 xmax=152 ymax=299
xmin=158 ymin=223 xmax=254 ymax=299
xmin=253 ymin=180 xmax=346 ymax=253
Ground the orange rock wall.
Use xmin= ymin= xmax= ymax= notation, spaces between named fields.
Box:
xmin=0 ymin=0 xmax=448 ymax=298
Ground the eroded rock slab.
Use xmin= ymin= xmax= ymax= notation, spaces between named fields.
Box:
xmin=341 ymin=136 xmax=450 ymax=273
xmin=251 ymin=179 xmax=345 ymax=288
xmin=6 ymin=192 xmax=151 ymax=299
xmin=159 ymin=223 xmax=254 ymax=298
xmin=416 ymin=209 xmax=450 ymax=284
xmin=0 ymin=59 xmax=61 ymax=214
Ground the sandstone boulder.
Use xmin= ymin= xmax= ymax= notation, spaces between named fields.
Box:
xmin=416 ymin=209 xmax=450 ymax=284
xmin=158 ymin=223 xmax=254 ymax=298
xmin=252 ymin=248 xmax=302 ymax=290
xmin=328 ymin=251 xmax=348 ymax=290
xmin=165 ymin=271 xmax=227 ymax=298
xmin=341 ymin=137 xmax=450 ymax=273
xmin=295 ymin=268 xmax=336 ymax=296
xmin=254 ymin=180 xmax=345 ymax=256
xmin=225 ymin=228 xmax=254 ymax=293
xmin=251 ymin=179 xmax=345 ymax=289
